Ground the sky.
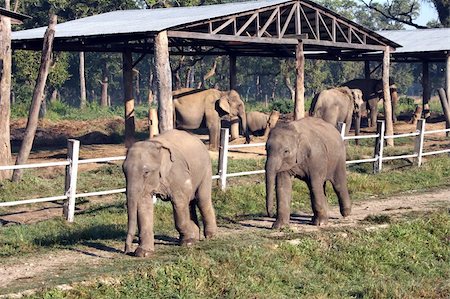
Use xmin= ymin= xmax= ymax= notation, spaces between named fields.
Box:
xmin=415 ymin=1 xmax=438 ymax=26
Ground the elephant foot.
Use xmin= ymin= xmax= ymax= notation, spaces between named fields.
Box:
xmin=204 ymin=228 xmax=217 ymax=239
xmin=133 ymin=247 xmax=154 ymax=258
xmin=312 ymin=215 xmax=328 ymax=226
xmin=180 ymin=238 xmax=199 ymax=246
xmin=272 ymin=219 xmax=289 ymax=230
xmin=340 ymin=207 xmax=351 ymax=218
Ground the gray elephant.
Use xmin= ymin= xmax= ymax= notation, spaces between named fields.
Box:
xmin=246 ymin=110 xmax=280 ymax=139
xmin=341 ymin=78 xmax=398 ymax=127
xmin=123 ymin=129 xmax=218 ymax=257
xmin=265 ymin=117 xmax=351 ymax=229
xmin=309 ymin=87 xmax=364 ymax=138
xmin=173 ymin=88 xmax=250 ymax=150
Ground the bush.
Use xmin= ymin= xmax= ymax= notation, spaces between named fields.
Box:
xmin=270 ymin=99 xmax=294 ymax=114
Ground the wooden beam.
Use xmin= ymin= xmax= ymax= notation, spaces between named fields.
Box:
xmin=236 ymin=13 xmax=257 ymax=36
xmin=123 ymin=50 xmax=135 ymax=148
xmin=382 ymin=46 xmax=394 ymax=147
xmin=294 ymin=39 xmax=305 ymax=120
xmin=302 ymin=39 xmax=386 ymax=51
xmin=229 ymin=54 xmax=237 ymax=90
xmin=422 ymin=61 xmax=430 ymax=118
xmin=154 ymin=30 xmax=174 ymax=132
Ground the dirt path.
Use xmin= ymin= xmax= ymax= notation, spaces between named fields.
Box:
xmin=1 ymin=188 xmax=449 ymax=296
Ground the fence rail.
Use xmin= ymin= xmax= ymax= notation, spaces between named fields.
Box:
xmin=1 ymin=119 xmax=449 ymax=220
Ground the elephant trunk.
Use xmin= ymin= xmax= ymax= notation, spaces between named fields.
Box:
xmin=240 ymin=109 xmax=250 ymax=144
xmin=391 ymin=88 xmax=399 ymax=123
xmin=125 ymin=194 xmax=138 ymax=254
xmin=354 ymin=113 xmax=361 ymax=145
xmin=265 ymin=158 xmax=277 ymax=217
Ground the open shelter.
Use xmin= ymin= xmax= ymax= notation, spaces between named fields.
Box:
xmin=11 ymin=0 xmax=400 ymax=146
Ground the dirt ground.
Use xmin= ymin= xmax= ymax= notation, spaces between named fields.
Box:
xmin=1 ymin=115 xmax=450 ymax=296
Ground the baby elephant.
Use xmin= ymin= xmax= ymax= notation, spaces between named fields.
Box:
xmin=265 ymin=117 xmax=351 ymax=229
xmin=123 ymin=130 xmax=218 ymax=257
xmin=246 ymin=110 xmax=280 ymax=139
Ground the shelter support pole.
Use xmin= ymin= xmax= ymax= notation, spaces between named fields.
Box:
xmin=294 ymin=39 xmax=305 ymax=120
xmin=382 ymin=46 xmax=394 ymax=147
xmin=229 ymin=54 xmax=237 ymax=90
xmin=229 ymin=54 xmax=239 ymax=140
xmin=446 ymin=53 xmax=450 ymax=104
xmin=422 ymin=61 xmax=430 ymax=119
xmin=364 ymin=61 xmax=371 ymax=79
xmin=155 ymin=30 xmax=173 ymax=132
xmin=123 ymin=50 xmax=135 ymax=148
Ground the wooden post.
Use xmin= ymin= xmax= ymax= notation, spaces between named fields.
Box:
xmin=382 ymin=47 xmax=394 ymax=147
xmin=218 ymin=128 xmax=229 ymax=191
xmin=154 ymin=30 xmax=173 ymax=133
xmin=410 ymin=105 xmax=423 ymax=125
xmin=12 ymin=15 xmax=57 ymax=182
xmin=373 ymin=120 xmax=385 ymax=173
xmin=63 ymin=139 xmax=80 ymax=222
xmin=123 ymin=50 xmax=135 ymax=148
xmin=79 ymin=52 xmax=87 ymax=108
xmin=364 ymin=61 xmax=371 ymax=79
xmin=148 ymin=108 xmax=159 ymax=138
xmin=446 ymin=53 xmax=450 ymax=107
xmin=414 ymin=119 xmax=425 ymax=167
xmin=229 ymin=54 xmax=237 ymax=91
xmin=294 ymin=39 xmax=305 ymax=120
xmin=422 ymin=61 xmax=431 ymax=119
xmin=0 ymin=1 xmax=12 ymax=181
xmin=437 ymin=88 xmax=450 ymax=137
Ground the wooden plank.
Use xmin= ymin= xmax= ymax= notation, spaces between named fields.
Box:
xmin=154 ymin=30 xmax=174 ymax=132
xmin=300 ymin=5 xmax=317 ymax=39
xmin=212 ymin=18 xmax=235 ymax=35
xmin=280 ymin=4 xmax=296 ymax=37
xmin=258 ymin=7 xmax=279 ymax=37
xmin=294 ymin=40 xmax=305 ymax=120
xmin=318 ymin=12 xmax=332 ymax=41
xmin=236 ymin=13 xmax=257 ymax=36
xmin=382 ymin=46 xmax=394 ymax=147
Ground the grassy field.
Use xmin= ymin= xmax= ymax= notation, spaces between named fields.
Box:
xmin=1 ymin=140 xmax=450 ymax=298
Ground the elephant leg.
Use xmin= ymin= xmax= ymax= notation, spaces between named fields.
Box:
xmin=368 ymin=99 xmax=378 ymax=127
xmin=308 ymin=178 xmax=329 ymax=226
xmin=189 ymin=199 xmax=200 ymax=230
xmin=172 ymin=199 xmax=201 ymax=246
xmin=272 ymin=172 xmax=292 ymax=229
xmin=134 ymin=198 xmax=154 ymax=257
xmin=207 ymin=118 xmax=221 ymax=151
xmin=196 ymin=179 xmax=218 ymax=239
xmin=331 ymin=163 xmax=352 ymax=218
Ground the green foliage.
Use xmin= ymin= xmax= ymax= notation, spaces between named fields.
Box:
xmin=270 ymin=99 xmax=294 ymax=114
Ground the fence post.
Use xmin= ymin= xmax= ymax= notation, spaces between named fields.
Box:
xmin=63 ymin=139 xmax=80 ymax=222
xmin=337 ymin=122 xmax=346 ymax=140
xmin=373 ymin=120 xmax=385 ymax=173
xmin=414 ymin=118 xmax=426 ymax=167
xmin=218 ymin=128 xmax=229 ymax=191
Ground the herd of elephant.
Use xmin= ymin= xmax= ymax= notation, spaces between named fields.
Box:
xmin=123 ymin=78 xmax=399 ymax=257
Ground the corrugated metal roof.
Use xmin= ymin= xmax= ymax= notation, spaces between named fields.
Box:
xmin=12 ymin=0 xmax=290 ymax=40
xmin=378 ymin=28 xmax=450 ymax=53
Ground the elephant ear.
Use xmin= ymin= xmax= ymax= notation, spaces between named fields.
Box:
xmin=153 ymin=141 xmax=175 ymax=179
xmin=218 ymin=92 xmax=231 ymax=114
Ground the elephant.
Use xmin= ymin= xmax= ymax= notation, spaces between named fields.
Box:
xmin=246 ymin=110 xmax=280 ymax=139
xmin=173 ymin=88 xmax=250 ymax=150
xmin=123 ymin=129 xmax=218 ymax=257
xmin=309 ymin=87 xmax=364 ymax=138
xmin=265 ymin=117 xmax=352 ymax=229
xmin=341 ymin=78 xmax=398 ymax=127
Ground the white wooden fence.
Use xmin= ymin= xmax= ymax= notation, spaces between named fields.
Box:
xmin=1 ymin=119 xmax=449 ymax=221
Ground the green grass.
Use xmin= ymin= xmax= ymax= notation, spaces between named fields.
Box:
xmin=17 ymin=211 xmax=450 ymax=298
xmin=1 ymin=153 xmax=450 ymax=297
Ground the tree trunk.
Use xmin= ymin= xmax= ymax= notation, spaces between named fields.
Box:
xmin=123 ymin=51 xmax=135 ymax=148
xmin=437 ymin=88 xmax=450 ymax=137
xmin=294 ymin=40 xmax=305 ymax=120
xmin=12 ymin=15 xmax=57 ymax=182
xmin=100 ymin=61 xmax=108 ymax=107
xmin=0 ymin=0 xmax=12 ymax=181
xmin=229 ymin=55 xmax=236 ymax=91
xmin=284 ymin=75 xmax=295 ymax=102
xmin=133 ymin=68 xmax=140 ymax=104
xmin=382 ymin=46 xmax=394 ymax=147
xmin=79 ymin=51 xmax=87 ymax=108
xmin=154 ymin=30 xmax=173 ymax=133
xmin=50 ymin=88 xmax=58 ymax=103
xmin=422 ymin=61 xmax=431 ymax=119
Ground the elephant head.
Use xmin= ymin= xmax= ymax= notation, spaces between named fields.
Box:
xmin=122 ymin=140 xmax=174 ymax=257
xmin=265 ymin=124 xmax=308 ymax=217
xmin=218 ymin=90 xmax=250 ymax=143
